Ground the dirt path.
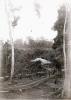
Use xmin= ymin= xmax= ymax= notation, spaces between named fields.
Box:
xmin=0 ymin=87 xmax=50 ymax=100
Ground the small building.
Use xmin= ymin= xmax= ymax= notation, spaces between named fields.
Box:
xmin=31 ymin=58 xmax=51 ymax=65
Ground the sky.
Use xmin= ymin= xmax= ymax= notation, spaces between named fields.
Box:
xmin=0 ymin=0 xmax=66 ymax=42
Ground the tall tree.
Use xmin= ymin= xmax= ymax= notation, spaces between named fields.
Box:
xmin=4 ymin=0 xmax=20 ymax=81
xmin=53 ymin=4 xmax=71 ymax=98
xmin=52 ymin=5 xmax=66 ymax=72
xmin=63 ymin=5 xmax=71 ymax=98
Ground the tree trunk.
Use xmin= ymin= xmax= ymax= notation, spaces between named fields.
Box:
xmin=10 ymin=39 xmax=14 ymax=81
xmin=4 ymin=0 xmax=14 ymax=81
xmin=63 ymin=6 xmax=71 ymax=98
xmin=0 ymin=41 xmax=3 ymax=76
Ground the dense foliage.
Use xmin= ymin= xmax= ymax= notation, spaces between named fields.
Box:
xmin=52 ymin=5 xmax=66 ymax=70
xmin=2 ymin=39 xmax=53 ymax=79
xmin=1 ymin=5 xmax=66 ymax=99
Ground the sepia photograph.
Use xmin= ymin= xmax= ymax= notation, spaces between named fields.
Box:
xmin=0 ymin=0 xmax=71 ymax=100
